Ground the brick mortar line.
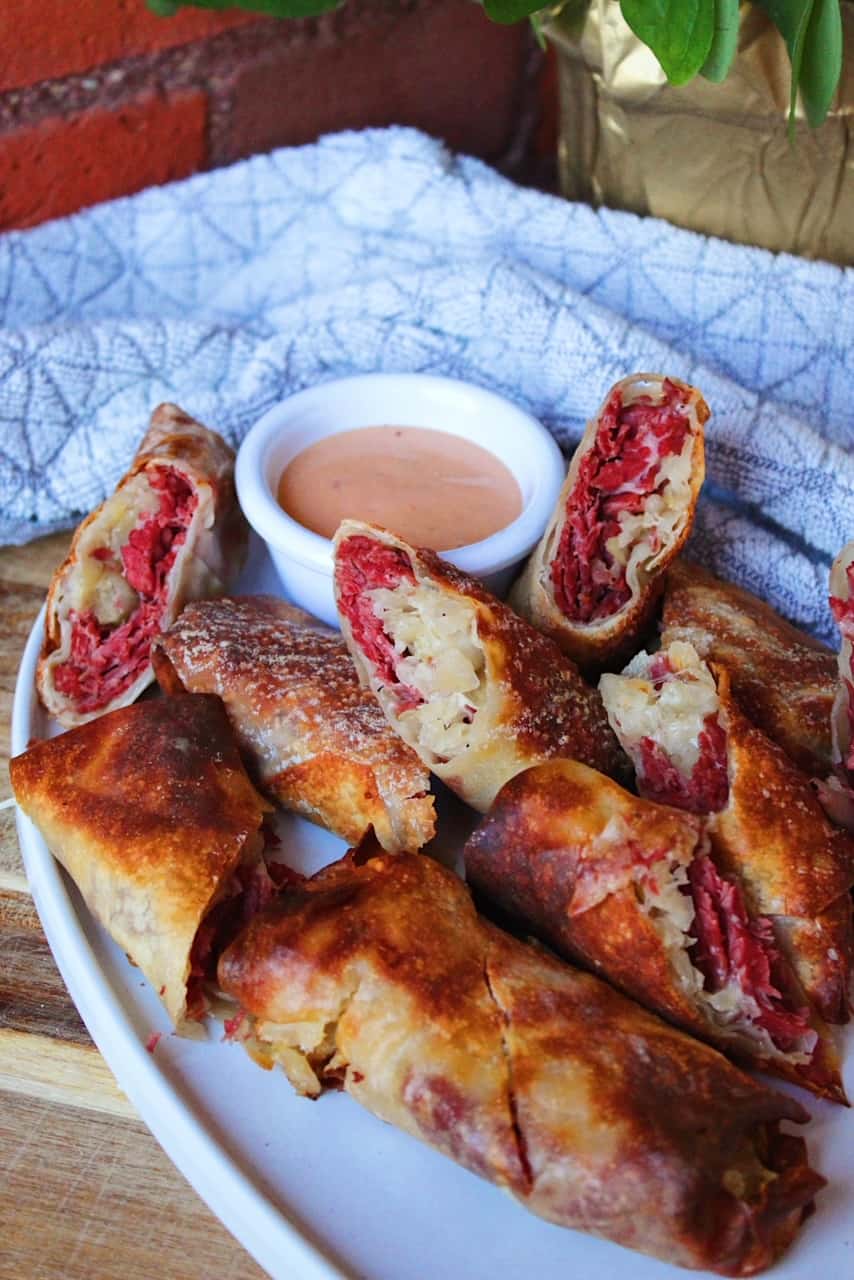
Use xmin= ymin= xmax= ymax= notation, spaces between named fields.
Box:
xmin=0 ymin=0 xmax=432 ymax=134
xmin=0 ymin=4 xmax=550 ymax=188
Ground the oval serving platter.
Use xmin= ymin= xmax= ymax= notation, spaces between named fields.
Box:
xmin=11 ymin=536 xmax=854 ymax=1280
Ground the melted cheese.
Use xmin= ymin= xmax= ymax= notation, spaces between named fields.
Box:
xmin=369 ymin=581 xmax=486 ymax=759
xmin=600 ymin=642 xmax=719 ymax=775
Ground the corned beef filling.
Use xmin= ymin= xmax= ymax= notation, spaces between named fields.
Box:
xmin=636 ymin=653 xmax=729 ymax=814
xmin=186 ymin=858 xmax=280 ymax=1021
xmin=551 ymin=379 xmax=690 ymax=624
xmin=830 ymin=564 xmax=854 ymax=778
xmin=687 ymin=855 xmax=814 ymax=1055
xmin=336 ymin=536 xmax=423 ymax=710
xmin=54 ymin=467 xmax=198 ymax=713
xmin=639 ymin=717 xmax=729 ymax=814
xmin=187 ymin=822 xmax=306 ymax=1022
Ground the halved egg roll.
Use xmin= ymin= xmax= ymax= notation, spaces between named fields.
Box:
xmin=661 ymin=558 xmax=836 ymax=777
xmin=822 ymin=540 xmax=854 ymax=831
xmin=152 ymin=595 xmax=435 ymax=853
xmin=218 ymin=848 xmax=823 ymax=1275
xmin=10 ymin=694 xmax=272 ymax=1030
xmin=510 ymin=374 xmax=707 ymax=667
xmin=332 ymin=520 xmax=626 ymax=813
xmin=465 ymin=758 xmax=844 ymax=1102
xmin=600 ymin=641 xmax=854 ymax=1028
xmin=37 ymin=404 xmax=248 ymax=727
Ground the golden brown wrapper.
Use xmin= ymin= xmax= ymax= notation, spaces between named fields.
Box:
xmin=661 ymin=559 xmax=836 ymax=777
xmin=152 ymin=595 xmax=435 ymax=853
xmin=710 ymin=667 xmax=854 ymax=1026
xmin=511 ymin=373 xmax=707 ymax=668
xmin=38 ymin=403 xmax=248 ymax=728
xmin=465 ymin=759 xmax=845 ymax=1104
xmin=218 ymin=848 xmax=823 ymax=1275
xmin=332 ymin=520 xmax=627 ymax=813
xmin=10 ymin=694 xmax=270 ymax=1029
xmin=545 ymin=3 xmax=854 ymax=265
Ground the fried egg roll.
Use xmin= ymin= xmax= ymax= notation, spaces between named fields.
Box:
xmin=822 ymin=540 xmax=854 ymax=831
xmin=661 ymin=558 xmax=836 ymax=777
xmin=37 ymin=404 xmax=247 ymax=727
xmin=218 ymin=848 xmax=823 ymax=1275
xmin=333 ymin=520 xmax=626 ymax=813
xmin=511 ymin=374 xmax=707 ymax=667
xmin=10 ymin=694 xmax=271 ymax=1029
xmin=599 ymin=642 xmax=854 ymax=1028
xmin=465 ymin=758 xmax=844 ymax=1103
xmin=152 ymin=596 xmax=435 ymax=853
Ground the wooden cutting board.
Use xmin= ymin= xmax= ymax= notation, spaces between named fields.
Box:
xmin=0 ymin=533 xmax=265 ymax=1280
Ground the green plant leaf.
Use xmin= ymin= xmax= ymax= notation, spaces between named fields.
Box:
xmin=756 ymin=0 xmax=813 ymax=121
xmin=530 ymin=12 xmax=548 ymax=49
xmin=484 ymin=0 xmax=547 ymax=22
xmin=757 ymin=0 xmax=842 ymax=129
xmin=147 ymin=0 xmax=342 ymax=16
xmin=620 ymin=0 xmax=715 ymax=86
xmin=800 ymin=0 xmax=843 ymax=126
xmin=700 ymin=0 xmax=740 ymax=82
xmin=549 ymin=0 xmax=593 ymax=39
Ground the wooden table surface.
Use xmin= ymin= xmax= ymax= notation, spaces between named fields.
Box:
xmin=0 ymin=534 xmax=266 ymax=1280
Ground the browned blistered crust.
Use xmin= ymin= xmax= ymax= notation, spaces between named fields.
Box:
xmin=465 ymin=760 xmax=711 ymax=1033
xmin=416 ymin=547 xmax=624 ymax=770
xmin=709 ymin=666 xmax=854 ymax=1026
xmin=464 ymin=759 xmax=845 ymax=1104
xmin=152 ymin=596 xmax=435 ymax=853
xmin=333 ymin=521 xmax=628 ymax=813
xmin=218 ymin=849 xmax=823 ymax=1275
xmin=510 ymin=374 xmax=708 ymax=670
xmin=37 ymin=403 xmax=248 ymax=727
xmin=661 ymin=559 xmax=836 ymax=776
xmin=10 ymin=693 xmax=269 ymax=1026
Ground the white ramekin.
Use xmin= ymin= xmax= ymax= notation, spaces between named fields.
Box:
xmin=235 ymin=373 xmax=566 ymax=627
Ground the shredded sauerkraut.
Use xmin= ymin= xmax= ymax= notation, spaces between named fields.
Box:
xmin=638 ymin=853 xmax=815 ymax=1064
xmin=369 ymin=581 xmax=486 ymax=760
xmin=605 ymin=444 xmax=694 ymax=578
xmin=602 ymin=642 xmax=719 ymax=776
xmin=600 ymin=641 xmax=729 ymax=813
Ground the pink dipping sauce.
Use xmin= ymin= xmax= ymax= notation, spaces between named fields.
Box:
xmin=277 ymin=426 xmax=522 ymax=550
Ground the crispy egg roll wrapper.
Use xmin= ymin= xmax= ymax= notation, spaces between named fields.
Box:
xmin=10 ymin=694 xmax=270 ymax=1029
xmin=661 ymin=558 xmax=836 ymax=777
xmin=712 ymin=670 xmax=854 ymax=1024
xmin=823 ymin=540 xmax=854 ymax=831
xmin=152 ymin=596 xmax=435 ymax=853
xmin=600 ymin=645 xmax=854 ymax=1027
xmin=38 ymin=404 xmax=248 ymax=727
xmin=332 ymin=520 xmax=626 ymax=813
xmin=510 ymin=374 xmax=707 ymax=668
xmin=465 ymin=759 xmax=845 ymax=1102
xmin=218 ymin=849 xmax=823 ymax=1276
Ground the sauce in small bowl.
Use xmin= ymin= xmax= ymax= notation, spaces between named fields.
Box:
xmin=236 ymin=373 xmax=565 ymax=627
xmin=276 ymin=425 xmax=522 ymax=550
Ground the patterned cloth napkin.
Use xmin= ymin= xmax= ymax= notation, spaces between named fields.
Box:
xmin=1 ymin=127 xmax=851 ymax=641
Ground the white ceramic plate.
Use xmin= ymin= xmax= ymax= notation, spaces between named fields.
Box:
xmin=12 ymin=535 xmax=854 ymax=1280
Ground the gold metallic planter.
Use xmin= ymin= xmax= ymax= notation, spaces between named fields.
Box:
xmin=545 ymin=2 xmax=854 ymax=264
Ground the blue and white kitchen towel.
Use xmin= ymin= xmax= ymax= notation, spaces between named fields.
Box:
xmin=1 ymin=126 xmax=852 ymax=641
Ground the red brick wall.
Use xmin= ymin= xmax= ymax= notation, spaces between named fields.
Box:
xmin=0 ymin=0 xmax=557 ymax=231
